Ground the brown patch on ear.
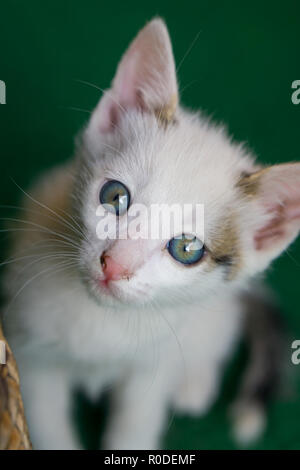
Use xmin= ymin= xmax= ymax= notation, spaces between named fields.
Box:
xmin=236 ymin=168 xmax=267 ymax=197
xmin=238 ymin=163 xmax=300 ymax=198
xmin=154 ymin=93 xmax=178 ymax=127
xmin=236 ymin=164 xmax=300 ymax=198
xmin=207 ymin=214 xmax=242 ymax=280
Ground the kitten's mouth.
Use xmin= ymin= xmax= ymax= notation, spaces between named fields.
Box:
xmin=97 ymin=279 xmax=124 ymax=298
xmin=98 ymin=278 xmax=111 ymax=289
xmin=94 ymin=275 xmax=118 ymax=295
xmin=85 ymin=253 xmax=150 ymax=303
xmin=90 ymin=274 xmax=150 ymax=304
xmin=96 ymin=272 xmax=130 ymax=293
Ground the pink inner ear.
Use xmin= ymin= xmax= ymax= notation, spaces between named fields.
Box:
xmin=115 ymin=54 xmax=142 ymax=108
xmin=286 ymin=200 xmax=300 ymax=220
xmin=91 ymin=19 xmax=178 ymax=134
xmin=254 ymin=206 xmax=285 ymax=250
xmin=93 ymin=92 xmax=118 ymax=134
xmin=97 ymin=88 xmax=145 ymax=133
xmin=254 ymin=200 xmax=300 ymax=251
xmin=99 ymin=96 xmax=119 ymax=133
xmin=251 ymin=164 xmax=300 ymax=252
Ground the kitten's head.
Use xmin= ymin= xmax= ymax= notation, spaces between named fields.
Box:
xmin=75 ymin=18 xmax=300 ymax=307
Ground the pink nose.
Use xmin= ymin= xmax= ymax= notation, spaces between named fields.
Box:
xmin=100 ymin=253 xmax=130 ymax=282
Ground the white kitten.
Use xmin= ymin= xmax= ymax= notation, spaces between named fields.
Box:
xmin=2 ymin=18 xmax=300 ymax=450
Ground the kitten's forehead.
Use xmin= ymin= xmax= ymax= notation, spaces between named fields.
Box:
xmin=104 ymin=109 xmax=254 ymax=212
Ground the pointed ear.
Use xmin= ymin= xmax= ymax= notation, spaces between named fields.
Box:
xmin=240 ymin=163 xmax=300 ymax=272
xmin=89 ymin=18 xmax=178 ymax=134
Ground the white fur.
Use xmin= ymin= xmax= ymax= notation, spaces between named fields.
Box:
xmin=231 ymin=401 xmax=266 ymax=445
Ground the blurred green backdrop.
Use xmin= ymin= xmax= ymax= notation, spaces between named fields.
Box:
xmin=0 ymin=0 xmax=300 ymax=449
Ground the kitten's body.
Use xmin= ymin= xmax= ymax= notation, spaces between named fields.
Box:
xmin=3 ymin=112 xmax=244 ymax=449
xmin=2 ymin=19 xmax=300 ymax=449
xmin=5 ymin=243 xmax=241 ymax=449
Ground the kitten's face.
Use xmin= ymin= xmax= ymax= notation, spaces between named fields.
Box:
xmin=75 ymin=19 xmax=300 ymax=308
xmin=77 ymin=111 xmax=252 ymax=306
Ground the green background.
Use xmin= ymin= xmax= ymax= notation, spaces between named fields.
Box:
xmin=0 ymin=0 xmax=300 ymax=449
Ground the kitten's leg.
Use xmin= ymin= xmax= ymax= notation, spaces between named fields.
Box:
xmin=173 ymin=362 xmax=221 ymax=416
xmin=20 ymin=363 xmax=80 ymax=450
xmin=102 ymin=370 xmax=171 ymax=450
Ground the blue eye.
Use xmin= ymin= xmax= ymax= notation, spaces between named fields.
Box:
xmin=167 ymin=234 xmax=205 ymax=265
xmin=99 ymin=180 xmax=131 ymax=216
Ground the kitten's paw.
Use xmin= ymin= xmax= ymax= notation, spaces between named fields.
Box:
xmin=102 ymin=432 xmax=158 ymax=450
xmin=173 ymin=377 xmax=217 ymax=416
xmin=230 ymin=401 xmax=266 ymax=446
